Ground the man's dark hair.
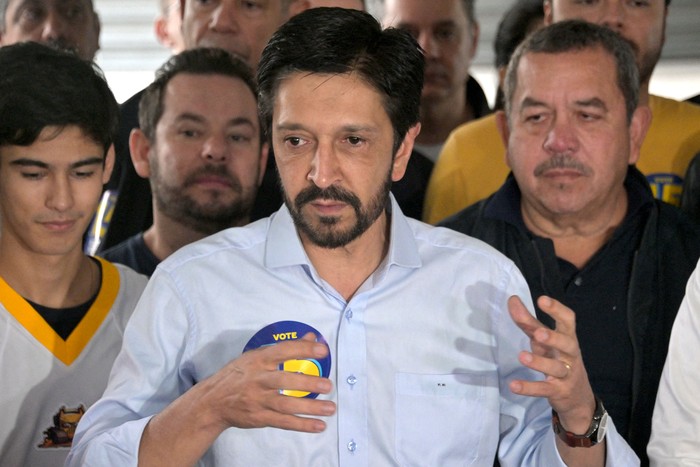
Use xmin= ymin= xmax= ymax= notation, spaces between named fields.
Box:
xmin=139 ymin=47 xmax=259 ymax=143
xmin=460 ymin=0 xmax=476 ymax=26
xmin=1 ymin=0 xmax=11 ymax=31
xmin=257 ymin=7 xmax=423 ymax=153
xmin=504 ymin=20 xmax=639 ymax=123
xmin=493 ymin=0 xmax=544 ymax=110
xmin=0 ymin=41 xmax=118 ymax=155
xmin=495 ymin=0 xmax=544 ymax=70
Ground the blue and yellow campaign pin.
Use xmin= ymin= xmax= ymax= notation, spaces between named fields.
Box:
xmin=243 ymin=321 xmax=331 ymax=399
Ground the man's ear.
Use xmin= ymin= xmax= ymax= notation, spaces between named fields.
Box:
xmin=495 ymin=110 xmax=510 ymax=147
xmin=288 ymin=0 xmax=311 ymax=17
xmin=257 ymin=142 xmax=270 ymax=186
xmin=468 ymin=21 xmax=480 ymax=61
xmin=543 ymin=0 xmax=554 ymax=26
xmin=391 ymin=123 xmax=421 ymax=182
xmin=628 ymin=105 xmax=652 ymax=166
xmin=102 ymin=144 xmax=116 ymax=184
xmin=154 ymin=15 xmax=171 ymax=48
xmin=494 ymin=110 xmax=513 ymax=168
xmin=129 ymin=128 xmax=152 ymax=179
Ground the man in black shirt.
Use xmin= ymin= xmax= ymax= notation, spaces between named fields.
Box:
xmin=440 ymin=21 xmax=700 ymax=465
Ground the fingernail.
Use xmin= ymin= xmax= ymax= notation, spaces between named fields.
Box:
xmin=510 ymin=381 xmax=522 ymax=393
xmin=312 ymin=420 xmax=326 ymax=432
xmin=535 ymin=329 xmax=549 ymax=342
xmin=314 ymin=343 xmax=328 ymax=356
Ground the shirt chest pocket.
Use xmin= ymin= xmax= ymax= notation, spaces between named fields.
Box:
xmin=395 ymin=372 xmax=493 ymax=466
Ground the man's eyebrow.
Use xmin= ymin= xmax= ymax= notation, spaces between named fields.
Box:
xmin=174 ymin=112 xmax=206 ymax=124
xmin=10 ymin=156 xmax=104 ymax=169
xmin=337 ymin=124 xmax=379 ymax=135
xmin=71 ymin=157 xmax=104 ymax=168
xmin=519 ymin=97 xmax=548 ymax=110
xmin=228 ymin=117 xmax=256 ymax=128
xmin=575 ymin=97 xmax=608 ymax=112
xmin=275 ymin=123 xmax=379 ymax=134
xmin=434 ymin=20 xmax=458 ymax=29
xmin=10 ymin=158 xmax=47 ymax=169
xmin=275 ymin=122 xmax=305 ymax=132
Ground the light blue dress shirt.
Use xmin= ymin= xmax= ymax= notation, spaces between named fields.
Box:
xmin=67 ymin=198 xmax=638 ymax=466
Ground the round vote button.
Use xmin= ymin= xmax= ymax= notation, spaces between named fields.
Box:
xmin=243 ymin=321 xmax=332 ymax=399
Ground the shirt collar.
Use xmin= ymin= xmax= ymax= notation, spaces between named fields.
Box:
xmin=264 ymin=194 xmax=422 ymax=271
xmin=484 ymin=165 xmax=654 ymax=229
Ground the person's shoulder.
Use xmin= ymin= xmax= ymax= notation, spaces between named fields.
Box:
xmin=96 ymin=260 xmax=149 ymax=328
xmin=449 ymin=113 xmax=500 ymax=142
xmin=119 ymin=88 xmax=145 ymax=112
xmin=104 ymin=260 xmax=149 ymax=291
xmin=100 ymin=233 xmax=141 ymax=258
xmin=649 ymin=94 xmax=700 ymax=121
xmin=439 ymin=114 xmax=503 ymax=165
xmin=438 ymin=200 xmax=487 ymax=234
xmin=654 ymin=200 xmax=700 ymax=234
xmin=158 ymin=217 xmax=272 ymax=273
xmin=409 ymin=216 xmax=513 ymax=267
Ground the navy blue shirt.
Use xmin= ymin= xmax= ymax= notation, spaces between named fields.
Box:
xmin=481 ymin=168 xmax=653 ymax=437
xmin=100 ymin=233 xmax=159 ymax=277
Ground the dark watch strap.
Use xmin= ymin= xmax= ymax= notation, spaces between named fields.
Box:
xmin=551 ymin=396 xmax=608 ymax=448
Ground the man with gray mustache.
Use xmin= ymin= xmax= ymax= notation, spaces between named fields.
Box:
xmin=440 ymin=19 xmax=700 ymax=465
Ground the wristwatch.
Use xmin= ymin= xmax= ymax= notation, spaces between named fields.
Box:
xmin=552 ymin=396 xmax=608 ymax=448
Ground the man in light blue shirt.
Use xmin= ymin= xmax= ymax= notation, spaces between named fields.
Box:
xmin=67 ymin=8 xmax=637 ymax=466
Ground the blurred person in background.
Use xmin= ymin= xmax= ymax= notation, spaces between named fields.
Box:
xmin=100 ymin=48 xmax=267 ymax=277
xmin=154 ymin=0 xmax=185 ymax=54
xmin=0 ymin=0 xmax=100 ymax=60
xmin=424 ymin=0 xmax=543 ymax=223
xmin=92 ymin=0 xmax=310 ymax=254
xmin=381 ymin=0 xmax=489 ymax=219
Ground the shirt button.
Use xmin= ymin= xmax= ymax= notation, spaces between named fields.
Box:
xmin=574 ymin=277 xmax=583 ymax=286
xmin=345 ymin=309 xmax=353 ymax=319
xmin=347 ymin=374 xmax=357 ymax=385
xmin=347 ymin=440 xmax=357 ymax=452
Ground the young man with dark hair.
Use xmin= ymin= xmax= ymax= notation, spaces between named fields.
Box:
xmin=441 ymin=19 xmax=700 ymax=465
xmin=69 ymin=9 xmax=635 ymax=466
xmin=0 ymin=42 xmax=147 ymax=466
xmin=100 ymin=48 xmax=268 ymax=276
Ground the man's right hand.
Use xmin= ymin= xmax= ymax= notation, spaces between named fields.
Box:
xmin=138 ymin=333 xmax=336 ymax=466
xmin=201 ymin=332 xmax=336 ymax=433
